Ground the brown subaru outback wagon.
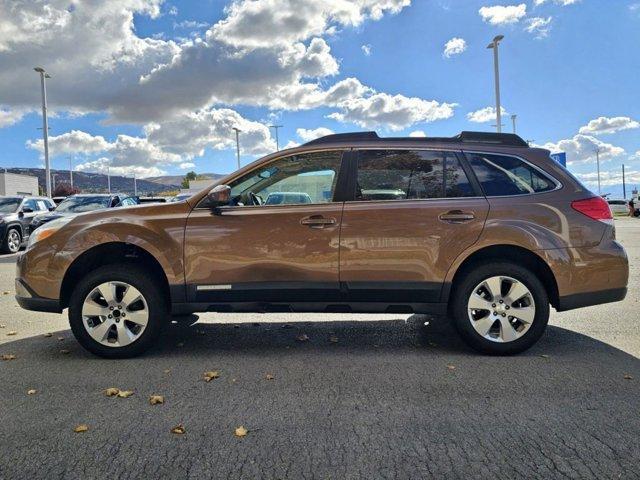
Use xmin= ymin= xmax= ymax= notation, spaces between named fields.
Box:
xmin=16 ymin=131 xmax=628 ymax=358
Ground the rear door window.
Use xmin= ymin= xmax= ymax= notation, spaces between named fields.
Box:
xmin=355 ymin=150 xmax=475 ymax=201
xmin=466 ymin=153 xmax=556 ymax=196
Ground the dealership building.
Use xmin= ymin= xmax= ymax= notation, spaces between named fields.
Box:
xmin=0 ymin=172 xmax=39 ymax=196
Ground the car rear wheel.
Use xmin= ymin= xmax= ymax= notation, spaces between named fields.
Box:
xmin=450 ymin=262 xmax=549 ymax=355
xmin=68 ymin=265 xmax=167 ymax=358
xmin=2 ymin=228 xmax=21 ymax=254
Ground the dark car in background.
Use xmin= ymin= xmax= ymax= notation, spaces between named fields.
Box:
xmin=0 ymin=196 xmax=55 ymax=253
xmin=30 ymin=194 xmax=139 ymax=233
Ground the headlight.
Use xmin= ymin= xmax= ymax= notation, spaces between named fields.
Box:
xmin=27 ymin=217 xmax=72 ymax=249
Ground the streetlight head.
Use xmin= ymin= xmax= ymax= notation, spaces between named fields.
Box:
xmin=44 ymin=73 xmax=51 ymax=79
xmin=34 ymin=67 xmax=45 ymax=73
xmin=487 ymin=35 xmax=504 ymax=48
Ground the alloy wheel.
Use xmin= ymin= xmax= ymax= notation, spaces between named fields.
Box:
xmin=7 ymin=230 xmax=20 ymax=253
xmin=467 ymin=275 xmax=536 ymax=343
xmin=81 ymin=281 xmax=149 ymax=348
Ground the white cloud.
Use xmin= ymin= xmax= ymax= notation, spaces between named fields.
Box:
xmin=0 ymin=107 xmax=28 ymax=128
xmin=578 ymin=116 xmax=640 ymax=135
xmin=466 ymin=106 xmax=509 ymax=124
xmin=296 ymin=127 xmax=335 ymax=142
xmin=361 ymin=44 xmax=372 ymax=56
xmin=27 ymin=130 xmax=110 ymax=156
xmin=525 ymin=16 xmax=552 ymax=38
xmin=209 ymin=0 xmax=410 ymax=49
xmin=539 ymin=134 xmax=625 ymax=164
xmin=534 ymin=0 xmax=580 ymax=6
xmin=479 ymin=4 xmax=527 ymax=25
xmin=443 ymin=37 xmax=466 ymax=58
xmin=328 ymin=93 xmax=455 ymax=131
xmin=575 ymin=170 xmax=640 ymax=188
xmin=75 ymin=156 xmax=166 ymax=178
xmin=409 ymin=130 xmax=426 ymax=137
xmin=179 ymin=162 xmax=195 ymax=169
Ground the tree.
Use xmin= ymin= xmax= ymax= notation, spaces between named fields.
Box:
xmin=53 ymin=182 xmax=80 ymax=197
xmin=181 ymin=171 xmax=197 ymax=188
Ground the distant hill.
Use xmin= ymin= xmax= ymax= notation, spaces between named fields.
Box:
xmin=145 ymin=173 xmax=226 ymax=186
xmin=4 ymin=168 xmax=180 ymax=196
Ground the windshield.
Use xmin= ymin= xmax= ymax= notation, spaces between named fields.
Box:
xmin=56 ymin=196 xmax=111 ymax=213
xmin=0 ymin=197 xmax=21 ymax=213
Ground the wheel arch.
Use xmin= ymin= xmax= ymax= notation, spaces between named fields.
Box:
xmin=444 ymin=244 xmax=560 ymax=309
xmin=60 ymin=242 xmax=171 ymax=310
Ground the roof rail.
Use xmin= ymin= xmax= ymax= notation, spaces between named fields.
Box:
xmin=302 ymin=130 xmax=529 ymax=148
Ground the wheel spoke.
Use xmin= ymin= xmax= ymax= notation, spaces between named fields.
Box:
xmin=468 ymin=293 xmax=494 ymax=312
xmin=473 ymin=315 xmax=496 ymax=337
xmin=483 ymin=277 xmax=502 ymax=301
xmin=125 ymin=309 xmax=148 ymax=327
xmin=115 ymin=323 xmax=133 ymax=347
xmin=499 ymin=317 xmax=518 ymax=342
xmin=87 ymin=319 xmax=113 ymax=343
xmin=511 ymin=305 xmax=535 ymax=324
xmin=96 ymin=282 xmax=117 ymax=304
xmin=83 ymin=300 xmax=109 ymax=318
xmin=504 ymin=281 xmax=530 ymax=306
xmin=121 ymin=286 xmax=142 ymax=309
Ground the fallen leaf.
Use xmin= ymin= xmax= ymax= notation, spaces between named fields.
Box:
xmin=3 ymin=291 xmax=9 ymax=295
xmin=1 ymin=354 xmax=16 ymax=360
xmin=105 ymin=387 xmax=119 ymax=397
xmin=171 ymin=424 xmax=186 ymax=435
xmin=163 ymin=369 xmax=171 ymax=374
xmin=43 ymin=333 xmax=53 ymax=338
xmin=234 ymin=426 xmax=248 ymax=438
xmin=447 ymin=365 xmax=456 ymax=370
xmin=60 ymin=349 xmax=70 ymax=354
xmin=265 ymin=373 xmax=275 ymax=380
xmin=296 ymin=334 xmax=309 ymax=342
xmin=7 ymin=331 xmax=17 ymax=336
xmin=74 ymin=424 xmax=89 ymax=433
xmin=204 ymin=370 xmax=220 ymax=382
xmin=329 ymin=335 xmax=339 ymax=343
xmin=624 ymin=374 xmax=633 ymax=380
xmin=149 ymin=395 xmax=164 ymax=405
xmin=117 ymin=390 xmax=134 ymax=398
xmin=27 ymin=389 xmax=37 ymax=395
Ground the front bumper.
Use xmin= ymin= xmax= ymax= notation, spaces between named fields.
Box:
xmin=14 ymin=277 xmax=61 ymax=313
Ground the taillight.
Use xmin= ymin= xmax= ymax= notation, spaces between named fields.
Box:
xmin=571 ymin=196 xmax=613 ymax=222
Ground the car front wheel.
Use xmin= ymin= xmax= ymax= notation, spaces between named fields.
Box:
xmin=2 ymin=228 xmax=21 ymax=254
xmin=451 ymin=262 xmax=550 ymax=355
xmin=68 ymin=265 xmax=167 ymax=358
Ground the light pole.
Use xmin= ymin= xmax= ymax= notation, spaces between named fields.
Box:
xmin=622 ymin=164 xmax=626 ymax=199
xmin=68 ymin=156 xmax=74 ymax=188
xmin=269 ymin=125 xmax=283 ymax=151
xmin=106 ymin=163 xmax=111 ymax=194
xmin=52 ymin=173 xmax=58 ymax=192
xmin=133 ymin=174 xmax=137 ymax=196
xmin=487 ymin=35 xmax=504 ymax=133
xmin=232 ymin=127 xmax=241 ymax=170
xmin=34 ymin=67 xmax=52 ymax=197
xmin=594 ymin=147 xmax=601 ymax=195
xmin=511 ymin=114 xmax=517 ymax=134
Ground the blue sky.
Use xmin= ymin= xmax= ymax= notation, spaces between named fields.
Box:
xmin=0 ymin=0 xmax=638 ymax=196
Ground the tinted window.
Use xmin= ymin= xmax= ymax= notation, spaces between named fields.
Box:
xmin=23 ymin=199 xmax=38 ymax=211
xmin=230 ymin=151 xmax=342 ymax=205
xmin=356 ymin=150 xmax=474 ymax=201
xmin=0 ymin=197 xmax=20 ymax=213
xmin=467 ymin=153 xmax=555 ymax=196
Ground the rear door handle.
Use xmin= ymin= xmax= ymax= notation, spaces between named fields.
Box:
xmin=438 ymin=210 xmax=475 ymax=223
xmin=300 ymin=215 xmax=337 ymax=228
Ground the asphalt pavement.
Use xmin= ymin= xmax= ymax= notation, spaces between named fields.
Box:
xmin=1 ymin=218 xmax=639 ymax=479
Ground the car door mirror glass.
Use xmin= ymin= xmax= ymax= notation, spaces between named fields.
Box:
xmin=21 ymin=207 xmax=33 ymax=213
xmin=207 ymin=185 xmax=231 ymax=208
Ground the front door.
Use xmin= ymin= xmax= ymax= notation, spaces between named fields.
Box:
xmin=184 ymin=149 xmax=347 ymax=304
xmin=339 ymin=149 xmax=489 ymax=303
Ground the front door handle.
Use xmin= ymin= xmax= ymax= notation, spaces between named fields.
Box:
xmin=300 ymin=215 xmax=337 ymax=228
xmin=438 ymin=210 xmax=475 ymax=223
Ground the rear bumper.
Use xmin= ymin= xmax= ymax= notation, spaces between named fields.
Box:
xmin=556 ymin=287 xmax=627 ymax=312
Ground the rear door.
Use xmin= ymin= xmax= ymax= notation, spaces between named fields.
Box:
xmin=339 ymin=149 xmax=489 ymax=303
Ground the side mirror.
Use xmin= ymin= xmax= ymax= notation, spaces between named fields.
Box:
xmin=21 ymin=207 xmax=33 ymax=214
xmin=207 ymin=185 xmax=231 ymax=211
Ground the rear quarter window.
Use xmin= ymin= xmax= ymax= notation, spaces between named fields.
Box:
xmin=465 ymin=153 xmax=556 ymax=196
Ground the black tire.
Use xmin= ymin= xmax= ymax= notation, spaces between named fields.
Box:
xmin=68 ymin=264 xmax=168 ymax=358
xmin=1 ymin=227 xmax=21 ymax=254
xmin=450 ymin=261 xmax=549 ymax=355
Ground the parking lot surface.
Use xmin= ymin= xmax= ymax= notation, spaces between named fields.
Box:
xmin=1 ymin=218 xmax=639 ymax=479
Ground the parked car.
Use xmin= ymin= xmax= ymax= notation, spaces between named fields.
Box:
xmin=265 ymin=191 xmax=312 ymax=205
xmin=138 ymin=196 xmax=168 ymax=204
xmin=607 ymin=199 xmax=630 ymax=216
xmin=170 ymin=193 xmax=192 ymax=202
xmin=29 ymin=194 xmax=139 ymax=233
xmin=0 ymin=196 xmax=55 ymax=253
xmin=16 ymin=131 xmax=628 ymax=358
